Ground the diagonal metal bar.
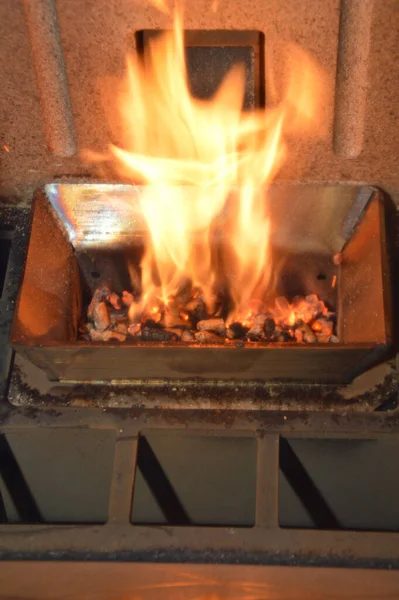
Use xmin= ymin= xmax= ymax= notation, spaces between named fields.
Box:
xmin=0 ymin=435 xmax=42 ymax=524
xmin=136 ymin=436 xmax=192 ymax=526
xmin=279 ymin=437 xmax=340 ymax=530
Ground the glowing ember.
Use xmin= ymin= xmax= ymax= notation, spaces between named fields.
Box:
xmin=83 ymin=286 xmax=338 ymax=344
xmin=90 ymin=1 xmax=326 ymax=324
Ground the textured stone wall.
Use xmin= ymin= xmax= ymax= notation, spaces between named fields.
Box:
xmin=0 ymin=0 xmax=398 ymax=204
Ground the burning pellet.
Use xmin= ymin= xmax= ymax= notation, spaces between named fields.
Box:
xmin=324 ymin=310 xmax=336 ymax=320
xmin=197 ymin=318 xmax=226 ymax=335
xmin=87 ymin=285 xmax=111 ymax=319
xmin=102 ymin=330 xmax=127 ymax=342
xmin=141 ymin=326 xmax=178 ymax=342
xmin=276 ymin=331 xmax=293 ymax=342
xmin=110 ymin=311 xmax=128 ymax=325
xmin=142 ymin=304 xmax=163 ymax=324
xmin=195 ymin=331 xmax=224 ymax=344
xmin=181 ymin=329 xmax=195 ymax=342
xmin=128 ymin=323 xmax=141 ymax=337
xmin=315 ymin=302 xmax=326 ymax=317
xmin=184 ymin=296 xmax=207 ymax=320
xmin=263 ymin=317 xmax=275 ymax=338
xmin=311 ymin=320 xmax=322 ymax=332
xmin=271 ymin=325 xmax=283 ymax=341
xmin=162 ymin=313 xmax=187 ymax=328
xmin=172 ymin=279 xmax=194 ymax=306
xmin=89 ymin=328 xmax=126 ymax=342
xmin=332 ymin=274 xmax=337 ymax=288
xmin=89 ymin=329 xmax=104 ymax=341
xmin=312 ymin=318 xmax=333 ymax=336
xmin=316 ymin=334 xmax=331 ymax=343
xmin=122 ymin=291 xmax=134 ymax=307
xmin=305 ymin=294 xmax=319 ymax=305
xmin=92 ymin=301 xmax=110 ymax=332
xmin=79 ymin=322 xmax=91 ymax=337
xmin=108 ymin=292 xmax=122 ymax=310
xmin=302 ymin=295 xmax=327 ymax=321
xmin=247 ymin=314 xmax=267 ymax=340
xmin=165 ymin=327 xmax=183 ymax=339
xmin=300 ymin=323 xmax=317 ymax=343
xmin=142 ymin=318 xmax=163 ymax=330
xmin=226 ymin=322 xmax=248 ymax=340
xmin=110 ymin=322 xmax=128 ymax=335
xmin=164 ymin=299 xmax=181 ymax=316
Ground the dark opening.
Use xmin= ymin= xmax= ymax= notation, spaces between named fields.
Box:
xmin=135 ymin=29 xmax=265 ymax=109
xmin=0 ymin=430 xmax=115 ymax=524
xmin=279 ymin=437 xmax=399 ymax=531
xmin=132 ymin=433 xmax=257 ymax=526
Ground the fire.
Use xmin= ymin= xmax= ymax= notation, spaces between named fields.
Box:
xmin=99 ymin=3 xmax=325 ymax=322
xmin=271 ymin=294 xmax=328 ymax=327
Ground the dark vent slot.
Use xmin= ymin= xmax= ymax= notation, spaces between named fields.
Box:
xmin=135 ymin=29 xmax=265 ymax=109
xmin=279 ymin=437 xmax=399 ymax=532
xmin=0 ymin=430 xmax=115 ymax=524
xmin=132 ymin=433 xmax=257 ymax=526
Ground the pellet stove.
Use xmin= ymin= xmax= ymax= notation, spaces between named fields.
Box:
xmin=0 ymin=0 xmax=399 ymax=597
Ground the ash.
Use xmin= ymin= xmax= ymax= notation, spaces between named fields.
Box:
xmin=81 ymin=285 xmax=338 ymax=345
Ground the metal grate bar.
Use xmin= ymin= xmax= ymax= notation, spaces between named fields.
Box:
xmin=255 ymin=434 xmax=279 ymax=528
xmin=107 ymin=434 xmax=137 ymax=525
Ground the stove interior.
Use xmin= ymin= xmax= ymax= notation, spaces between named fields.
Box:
xmin=62 ymin=183 xmax=343 ymax=346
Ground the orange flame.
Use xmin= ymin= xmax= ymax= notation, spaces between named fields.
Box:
xmin=101 ymin=5 xmax=325 ymax=320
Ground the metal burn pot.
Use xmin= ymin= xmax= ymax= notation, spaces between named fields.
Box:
xmin=10 ymin=183 xmax=391 ymax=384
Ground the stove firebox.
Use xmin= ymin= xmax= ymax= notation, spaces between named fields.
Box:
xmin=9 ymin=183 xmax=391 ymax=384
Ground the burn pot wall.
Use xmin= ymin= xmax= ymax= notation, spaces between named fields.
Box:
xmin=0 ymin=0 xmax=398 ymax=204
